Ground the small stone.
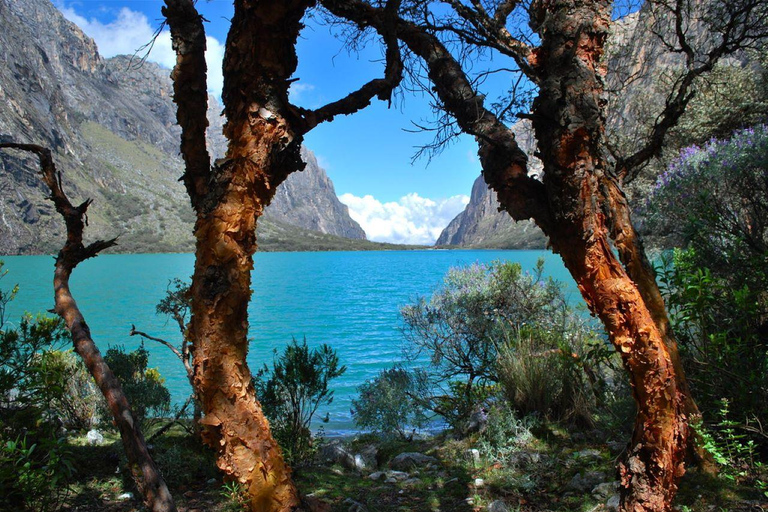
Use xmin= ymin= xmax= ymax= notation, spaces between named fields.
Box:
xmin=385 ymin=478 xmax=397 ymax=484
xmin=467 ymin=449 xmax=480 ymax=465
xmin=592 ymin=481 xmax=619 ymax=500
xmin=86 ymin=429 xmax=105 ymax=446
xmin=606 ymin=494 xmax=620 ymax=511
xmin=403 ymin=478 xmax=422 ymax=486
xmin=207 ymin=478 xmax=217 ymax=485
xmin=368 ymin=471 xmax=385 ymax=481
xmin=574 ymin=449 xmax=602 ymax=460
xmin=385 ymin=470 xmax=409 ymax=481
xmin=567 ymin=471 xmax=606 ymax=492
xmin=474 ymin=478 xmax=485 ymax=488
xmin=343 ymin=497 xmax=367 ymax=512
xmin=487 ymin=500 xmax=509 ymax=512
xmin=117 ymin=492 xmax=134 ymax=501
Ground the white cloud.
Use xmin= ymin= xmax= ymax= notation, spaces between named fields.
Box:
xmin=57 ymin=4 xmax=225 ymax=98
xmin=289 ymin=82 xmax=315 ymax=103
xmin=339 ymin=193 xmax=469 ymax=245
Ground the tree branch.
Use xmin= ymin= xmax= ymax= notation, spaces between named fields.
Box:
xmin=162 ymin=0 xmax=212 ymax=209
xmin=295 ymin=0 xmax=404 ymax=133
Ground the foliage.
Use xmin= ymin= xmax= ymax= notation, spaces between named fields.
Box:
xmin=497 ymin=324 xmax=601 ymax=427
xmin=156 ymin=278 xmax=191 ymax=332
xmin=674 ymin=52 xmax=768 ymax=147
xmin=645 ymin=124 xmax=768 ymax=287
xmin=252 ymin=338 xmax=346 ymax=465
xmin=351 ymin=367 xmax=430 ymax=439
xmin=400 ymin=260 xmax=601 ymax=429
xmin=102 ymin=344 xmax=171 ymax=431
xmin=476 ymin=401 xmax=535 ymax=466
xmin=0 ymin=435 xmax=75 ymax=511
xmin=657 ymin=248 xmax=768 ymax=450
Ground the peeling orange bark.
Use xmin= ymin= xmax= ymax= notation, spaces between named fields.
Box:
xmin=528 ymin=1 xmax=687 ymax=509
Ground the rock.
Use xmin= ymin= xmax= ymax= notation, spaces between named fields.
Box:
xmin=357 ymin=444 xmax=379 ymax=470
xmin=592 ymin=482 xmax=619 ymax=500
xmin=474 ymin=478 xmax=485 ymax=488
xmin=117 ymin=492 xmax=134 ymax=501
xmin=488 ymin=500 xmax=509 ymax=512
xmin=574 ymin=449 xmax=603 ymax=461
xmin=385 ymin=470 xmax=409 ymax=481
xmin=343 ymin=497 xmax=367 ymax=512
xmin=467 ymin=448 xmax=480 ymax=465
xmin=466 ymin=407 xmax=489 ymax=434
xmin=567 ymin=471 xmax=607 ymax=492
xmin=606 ymin=494 xmax=620 ymax=511
xmin=86 ymin=429 xmax=105 ymax=446
xmin=368 ymin=471 xmax=385 ymax=481
xmin=318 ymin=440 xmax=360 ymax=471
xmin=403 ymin=478 xmax=422 ymax=486
xmin=390 ymin=452 xmax=437 ymax=471
xmin=384 ymin=477 xmax=397 ymax=484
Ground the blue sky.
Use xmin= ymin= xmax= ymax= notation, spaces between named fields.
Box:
xmin=55 ymin=0 xmax=500 ymax=244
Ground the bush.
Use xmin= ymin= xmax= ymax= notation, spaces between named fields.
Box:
xmin=476 ymin=401 xmax=535 ymax=466
xmin=0 ymin=435 xmax=74 ymax=512
xmin=497 ymin=324 xmax=601 ymax=427
xmin=351 ymin=367 xmax=429 ymax=439
xmin=657 ymin=248 xmax=768 ymax=449
xmin=399 ymin=259 xmax=601 ymax=429
xmin=102 ymin=344 xmax=171 ymax=431
xmin=645 ymin=124 xmax=768 ymax=287
xmin=252 ymin=338 xmax=345 ymax=466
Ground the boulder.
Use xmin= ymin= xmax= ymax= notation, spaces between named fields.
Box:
xmin=389 ymin=452 xmax=437 ymax=471
xmin=86 ymin=429 xmax=105 ymax=446
xmin=592 ymin=481 xmax=619 ymax=500
xmin=488 ymin=500 xmax=509 ymax=512
xmin=606 ymin=494 xmax=620 ymax=511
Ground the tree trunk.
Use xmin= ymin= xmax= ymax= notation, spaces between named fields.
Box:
xmin=171 ymin=1 xmax=313 ymax=510
xmin=528 ymin=1 xmax=686 ymax=509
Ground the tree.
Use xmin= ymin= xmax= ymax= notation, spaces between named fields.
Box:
xmin=161 ymin=1 xmax=402 ymax=509
xmin=0 ymin=144 xmax=176 ymax=512
xmin=317 ymin=0 xmax=767 ymax=510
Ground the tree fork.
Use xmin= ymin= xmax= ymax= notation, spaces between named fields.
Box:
xmin=0 ymin=143 xmax=177 ymax=512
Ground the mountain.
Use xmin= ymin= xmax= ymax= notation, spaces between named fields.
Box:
xmin=435 ymin=121 xmax=547 ymax=249
xmin=0 ymin=0 xmax=366 ymax=255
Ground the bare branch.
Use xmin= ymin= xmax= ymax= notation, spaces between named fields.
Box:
xmin=296 ymin=0 xmax=404 ymax=132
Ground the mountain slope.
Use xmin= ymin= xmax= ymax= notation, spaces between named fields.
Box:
xmin=0 ymin=0 xmax=366 ymax=255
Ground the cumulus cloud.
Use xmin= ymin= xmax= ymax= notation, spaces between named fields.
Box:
xmin=339 ymin=193 xmax=469 ymax=245
xmin=57 ymin=5 xmax=225 ymax=98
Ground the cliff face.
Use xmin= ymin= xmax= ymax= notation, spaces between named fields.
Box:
xmin=0 ymin=0 xmax=365 ymax=254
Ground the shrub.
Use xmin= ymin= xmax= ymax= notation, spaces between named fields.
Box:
xmin=351 ymin=367 xmax=429 ymax=439
xmin=497 ymin=324 xmax=601 ymax=427
xmin=0 ymin=435 xmax=74 ymax=512
xmin=399 ymin=259 xmax=600 ymax=429
xmin=252 ymin=338 xmax=345 ymax=466
xmin=476 ymin=401 xmax=535 ymax=466
xmin=657 ymin=248 xmax=767 ymax=449
xmin=645 ymin=124 xmax=768 ymax=287
xmin=102 ymin=344 xmax=171 ymax=431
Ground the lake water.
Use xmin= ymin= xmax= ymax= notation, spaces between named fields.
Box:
xmin=1 ymin=250 xmax=581 ymax=434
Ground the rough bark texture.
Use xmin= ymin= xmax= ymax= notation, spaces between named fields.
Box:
xmin=528 ymin=2 xmax=686 ymax=510
xmin=0 ymin=144 xmax=177 ymax=512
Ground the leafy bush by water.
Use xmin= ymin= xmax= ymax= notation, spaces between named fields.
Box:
xmin=253 ymin=337 xmax=346 ymax=466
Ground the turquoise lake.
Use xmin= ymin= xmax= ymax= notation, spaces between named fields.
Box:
xmin=1 ymin=250 xmax=581 ymax=434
